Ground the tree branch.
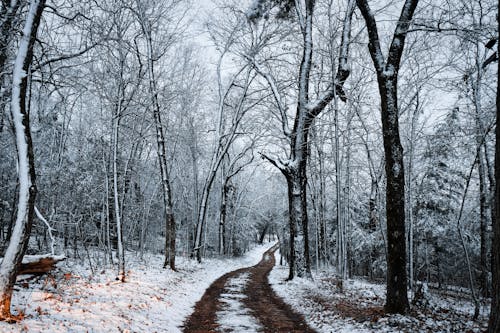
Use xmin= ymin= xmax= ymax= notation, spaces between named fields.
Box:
xmin=245 ymin=54 xmax=291 ymax=137
xmin=306 ymin=0 xmax=355 ymax=115
xmin=33 ymin=42 xmax=100 ymax=72
xmin=259 ymin=151 xmax=288 ymax=173
xmin=356 ymin=0 xmax=385 ymax=72
xmin=387 ymin=0 xmax=419 ymax=70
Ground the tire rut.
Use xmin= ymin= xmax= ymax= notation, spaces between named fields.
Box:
xmin=182 ymin=244 xmax=317 ymax=333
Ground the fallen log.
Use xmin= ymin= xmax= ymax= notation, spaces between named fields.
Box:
xmin=19 ymin=254 xmax=66 ymax=275
xmin=1 ymin=254 xmax=66 ymax=276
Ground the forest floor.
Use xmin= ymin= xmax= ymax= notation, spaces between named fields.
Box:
xmin=0 ymin=242 xmax=491 ymax=332
xmin=0 ymin=242 xmax=274 ymax=332
xmin=270 ymin=252 xmax=490 ymax=333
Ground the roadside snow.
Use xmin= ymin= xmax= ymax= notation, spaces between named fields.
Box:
xmin=0 ymin=241 xmax=274 ymax=332
xmin=270 ymin=251 xmax=489 ymax=333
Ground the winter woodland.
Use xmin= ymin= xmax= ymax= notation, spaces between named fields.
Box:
xmin=0 ymin=0 xmax=499 ymax=332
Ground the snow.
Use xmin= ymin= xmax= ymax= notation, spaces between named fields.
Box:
xmin=216 ymin=272 xmax=262 ymax=332
xmin=0 ymin=254 xmax=66 ymax=266
xmin=246 ymin=0 xmax=265 ymax=21
xmin=270 ymin=251 xmax=489 ymax=333
xmin=0 ymin=242 xmax=273 ymax=332
xmin=0 ymin=243 xmax=490 ymax=332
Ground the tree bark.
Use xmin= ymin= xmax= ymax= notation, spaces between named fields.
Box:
xmin=284 ymin=159 xmax=312 ymax=279
xmin=487 ymin=1 xmax=500 ymax=329
xmin=112 ymin=98 xmax=125 ymax=282
xmin=479 ymin=148 xmax=489 ymax=297
xmin=219 ymin=179 xmax=228 ymax=256
xmin=379 ymin=74 xmax=408 ymax=314
xmin=135 ymin=0 xmax=177 ymax=270
xmin=0 ymin=0 xmax=45 ymax=321
xmin=0 ymin=0 xmax=23 ymax=134
xmin=356 ymin=0 xmax=419 ymax=314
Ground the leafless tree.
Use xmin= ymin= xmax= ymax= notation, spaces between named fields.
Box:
xmin=0 ymin=0 xmax=45 ymax=321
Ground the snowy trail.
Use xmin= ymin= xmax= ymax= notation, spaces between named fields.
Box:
xmin=182 ymin=243 xmax=316 ymax=333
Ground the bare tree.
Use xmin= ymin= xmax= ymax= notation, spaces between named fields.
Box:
xmin=356 ymin=0 xmax=419 ymax=313
xmin=219 ymin=144 xmax=255 ymax=255
xmin=0 ymin=0 xmax=23 ymax=133
xmin=488 ymin=1 xmax=500 ymax=329
xmin=191 ymin=25 xmax=256 ymax=261
xmin=133 ymin=0 xmax=183 ymax=271
xmin=247 ymin=0 xmax=355 ymax=279
xmin=0 ymin=0 xmax=45 ymax=321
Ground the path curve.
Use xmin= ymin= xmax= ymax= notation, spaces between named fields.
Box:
xmin=182 ymin=243 xmax=317 ymax=333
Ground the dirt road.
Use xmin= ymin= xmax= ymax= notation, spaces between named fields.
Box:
xmin=182 ymin=244 xmax=316 ymax=333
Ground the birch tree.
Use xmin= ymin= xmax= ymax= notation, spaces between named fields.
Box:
xmin=0 ymin=0 xmax=45 ymax=321
xmin=356 ymin=0 xmax=419 ymax=313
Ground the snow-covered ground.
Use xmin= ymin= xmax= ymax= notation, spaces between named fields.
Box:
xmin=270 ymin=252 xmax=489 ymax=333
xmin=0 ymin=242 xmax=274 ymax=333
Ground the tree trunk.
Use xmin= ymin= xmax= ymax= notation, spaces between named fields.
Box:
xmin=135 ymin=3 xmax=177 ymax=270
xmin=487 ymin=2 xmax=500 ymax=329
xmin=472 ymin=38 xmax=490 ymax=299
xmin=0 ymin=0 xmax=22 ymax=134
xmin=479 ymin=149 xmax=489 ymax=297
xmin=406 ymin=91 xmax=419 ymax=297
xmin=334 ymin=101 xmax=345 ymax=280
xmin=281 ymin=128 xmax=313 ymax=280
xmin=219 ymin=180 xmax=228 ymax=255
xmin=379 ymin=74 xmax=409 ymax=314
xmin=112 ymin=103 xmax=125 ymax=282
xmin=0 ymin=0 xmax=45 ymax=321
xmin=356 ymin=0 xmax=418 ymax=314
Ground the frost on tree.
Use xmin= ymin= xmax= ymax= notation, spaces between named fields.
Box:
xmin=0 ymin=0 xmax=45 ymax=322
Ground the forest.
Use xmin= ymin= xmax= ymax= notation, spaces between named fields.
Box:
xmin=0 ymin=0 xmax=499 ymax=332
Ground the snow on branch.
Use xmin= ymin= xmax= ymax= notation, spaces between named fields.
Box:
xmin=34 ymin=206 xmax=55 ymax=255
xmin=387 ymin=0 xmax=419 ymax=69
xmin=306 ymin=0 xmax=355 ymax=116
xmin=244 ymin=54 xmax=291 ymax=137
xmin=356 ymin=0 xmax=385 ymax=72
xmin=259 ymin=152 xmax=288 ymax=173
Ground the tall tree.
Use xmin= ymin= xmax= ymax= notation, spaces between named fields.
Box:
xmin=0 ymin=0 xmax=45 ymax=321
xmin=247 ymin=0 xmax=355 ymax=279
xmin=133 ymin=0 xmax=180 ymax=271
xmin=356 ymin=0 xmax=419 ymax=313
xmin=191 ymin=30 xmax=255 ymax=262
xmin=488 ymin=0 xmax=500 ymax=329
